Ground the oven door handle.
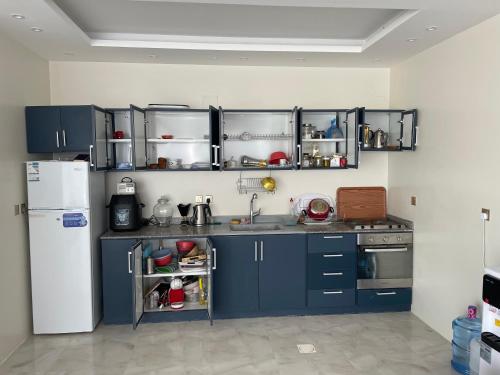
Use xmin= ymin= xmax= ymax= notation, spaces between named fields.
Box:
xmin=364 ymin=248 xmax=408 ymax=253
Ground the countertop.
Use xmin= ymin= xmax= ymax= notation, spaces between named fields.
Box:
xmin=100 ymin=215 xmax=413 ymax=240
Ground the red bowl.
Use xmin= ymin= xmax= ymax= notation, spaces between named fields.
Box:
xmin=154 ymin=254 xmax=172 ymax=266
xmin=176 ymin=241 xmax=196 ymax=253
xmin=269 ymin=151 xmax=287 ymax=165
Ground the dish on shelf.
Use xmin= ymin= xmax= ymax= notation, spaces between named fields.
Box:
xmin=161 ymin=134 xmax=173 ymax=139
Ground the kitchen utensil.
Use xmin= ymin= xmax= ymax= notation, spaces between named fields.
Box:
xmin=190 ymin=203 xmax=212 ymax=226
xmin=227 ymin=157 xmax=237 ymax=168
xmin=241 ymin=155 xmax=267 ymax=168
xmin=146 ymin=257 xmax=155 ymax=275
xmin=302 ymin=124 xmax=315 ymax=139
xmin=158 ymin=157 xmax=167 ymax=169
xmin=326 ymin=117 xmax=344 ymax=139
xmin=313 ymin=130 xmax=326 ymax=139
xmin=303 ymin=198 xmax=334 ymax=221
xmin=373 ymin=128 xmax=388 ymax=149
xmin=240 ymin=132 xmax=252 ymax=141
xmin=261 ymin=177 xmax=276 ymax=192
xmin=177 ymin=203 xmax=191 ymax=225
xmin=113 ymin=130 xmax=124 ymax=139
xmin=153 ymin=196 xmax=173 ymax=227
xmin=302 ymin=153 xmax=311 ymax=168
xmin=336 ymin=186 xmax=387 ymax=221
xmin=362 ymin=124 xmax=374 ymax=148
xmin=168 ymin=278 xmax=184 ymax=309
xmin=269 ymin=151 xmax=287 ymax=165
xmin=161 ymin=134 xmax=173 ymax=139
xmin=152 ymin=248 xmax=173 ymax=266
xmin=176 ymin=240 xmax=196 ymax=253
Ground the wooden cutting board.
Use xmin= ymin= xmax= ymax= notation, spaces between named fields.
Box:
xmin=336 ymin=187 xmax=387 ymax=221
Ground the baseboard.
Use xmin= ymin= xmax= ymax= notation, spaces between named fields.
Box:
xmin=0 ymin=334 xmax=29 ymax=367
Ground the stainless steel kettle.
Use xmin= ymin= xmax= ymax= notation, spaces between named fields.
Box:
xmin=373 ymin=128 xmax=388 ymax=149
xmin=190 ymin=204 xmax=212 ymax=226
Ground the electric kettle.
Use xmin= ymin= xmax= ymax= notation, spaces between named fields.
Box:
xmin=190 ymin=204 xmax=212 ymax=226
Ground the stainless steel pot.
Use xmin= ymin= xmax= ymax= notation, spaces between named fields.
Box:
xmin=373 ymin=129 xmax=388 ymax=149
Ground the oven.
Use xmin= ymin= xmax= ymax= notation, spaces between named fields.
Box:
xmin=357 ymin=232 xmax=413 ymax=289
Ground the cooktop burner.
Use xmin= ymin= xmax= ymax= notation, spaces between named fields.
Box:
xmin=346 ymin=219 xmax=406 ymax=230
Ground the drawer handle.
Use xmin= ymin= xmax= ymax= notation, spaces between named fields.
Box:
xmin=323 ymin=290 xmax=343 ymax=295
xmin=376 ymin=292 xmax=397 ymax=296
xmin=365 ymin=248 xmax=408 ymax=253
xmin=323 ymin=235 xmax=343 ymax=239
xmin=323 ymin=254 xmax=343 ymax=258
xmin=323 ymin=272 xmax=343 ymax=276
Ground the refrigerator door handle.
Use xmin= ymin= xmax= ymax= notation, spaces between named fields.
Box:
xmin=128 ymin=251 xmax=132 ymax=274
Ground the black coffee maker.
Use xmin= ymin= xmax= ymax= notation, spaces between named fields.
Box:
xmin=108 ymin=177 xmax=144 ymax=231
xmin=177 ymin=203 xmax=191 ymax=226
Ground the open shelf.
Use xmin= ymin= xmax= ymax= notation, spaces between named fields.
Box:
xmin=302 ymin=138 xmax=345 ymax=143
xmin=147 ymin=138 xmax=209 ymax=144
xmin=144 ymin=269 xmax=208 ymax=278
xmin=107 ymin=138 xmax=132 ymax=143
xmin=144 ymin=301 xmax=207 ymax=313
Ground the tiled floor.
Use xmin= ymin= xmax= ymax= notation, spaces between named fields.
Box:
xmin=0 ymin=312 xmax=456 ymax=375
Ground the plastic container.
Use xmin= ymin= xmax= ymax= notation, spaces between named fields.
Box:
xmin=451 ymin=314 xmax=482 ymax=374
xmin=468 ymin=337 xmax=481 ymax=375
xmin=153 ymin=196 xmax=173 ymax=227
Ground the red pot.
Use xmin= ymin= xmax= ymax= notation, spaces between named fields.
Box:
xmin=302 ymin=198 xmax=334 ymax=221
xmin=176 ymin=241 xmax=196 ymax=253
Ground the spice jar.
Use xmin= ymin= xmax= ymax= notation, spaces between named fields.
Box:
xmin=302 ymin=153 xmax=311 ymax=168
xmin=313 ymin=155 xmax=322 ymax=168
xmin=322 ymin=156 xmax=330 ymax=168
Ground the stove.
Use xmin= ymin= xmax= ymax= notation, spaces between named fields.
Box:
xmin=346 ymin=219 xmax=406 ymax=230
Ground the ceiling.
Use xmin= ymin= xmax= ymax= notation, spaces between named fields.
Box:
xmin=0 ymin=0 xmax=499 ymax=67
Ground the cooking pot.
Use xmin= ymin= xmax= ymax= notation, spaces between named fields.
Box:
xmin=302 ymin=198 xmax=334 ymax=221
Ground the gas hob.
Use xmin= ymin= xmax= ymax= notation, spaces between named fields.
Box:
xmin=345 ymin=219 xmax=407 ymax=230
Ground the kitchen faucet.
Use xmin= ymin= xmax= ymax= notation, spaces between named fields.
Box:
xmin=250 ymin=193 xmax=261 ymax=224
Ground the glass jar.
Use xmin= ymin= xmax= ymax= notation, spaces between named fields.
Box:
xmin=153 ymin=196 xmax=173 ymax=227
xmin=302 ymin=153 xmax=311 ymax=168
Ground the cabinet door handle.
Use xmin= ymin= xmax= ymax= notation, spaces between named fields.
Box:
xmin=323 ymin=272 xmax=343 ymax=276
xmin=376 ymin=292 xmax=397 ymax=296
xmin=260 ymin=241 xmax=264 ymax=261
xmin=212 ymin=247 xmax=217 ymax=270
xmin=211 ymin=145 xmax=220 ymax=167
xmin=365 ymin=248 xmax=407 ymax=253
xmin=56 ymin=131 xmax=60 ymax=148
xmin=89 ymin=145 xmax=95 ymax=167
xmin=323 ymin=235 xmax=343 ymax=239
xmin=297 ymin=144 xmax=301 ymax=166
xmin=323 ymin=254 xmax=343 ymax=258
xmin=254 ymin=241 xmax=258 ymax=262
xmin=127 ymin=251 xmax=132 ymax=274
xmin=323 ymin=290 xmax=343 ymax=295
xmin=62 ymin=129 xmax=67 ymax=147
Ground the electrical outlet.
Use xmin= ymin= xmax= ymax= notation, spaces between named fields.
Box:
xmin=204 ymin=195 xmax=213 ymax=204
xmin=482 ymin=208 xmax=491 ymax=221
xmin=411 ymin=196 xmax=417 ymax=206
xmin=195 ymin=195 xmax=203 ymax=203
xmin=14 ymin=204 xmax=20 ymax=216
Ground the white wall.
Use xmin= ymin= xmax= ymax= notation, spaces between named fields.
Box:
xmin=0 ymin=33 xmax=49 ymax=362
xmin=50 ymin=62 xmax=390 ymax=216
xmin=388 ymin=14 xmax=500 ymax=340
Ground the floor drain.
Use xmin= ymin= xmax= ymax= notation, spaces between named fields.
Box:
xmin=297 ymin=344 xmax=317 ymax=354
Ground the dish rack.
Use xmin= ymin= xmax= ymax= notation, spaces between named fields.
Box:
xmin=236 ymin=172 xmax=276 ymax=195
xmin=226 ymin=133 xmax=293 ymax=141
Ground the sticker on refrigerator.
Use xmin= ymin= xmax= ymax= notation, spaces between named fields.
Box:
xmin=27 ymin=162 xmax=40 ymax=182
xmin=115 ymin=208 xmax=130 ymax=226
xmin=63 ymin=213 xmax=88 ymax=228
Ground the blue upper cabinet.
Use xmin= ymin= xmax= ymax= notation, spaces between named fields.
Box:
xmin=26 ymin=105 xmax=108 ymax=170
xmin=26 ymin=106 xmax=61 ymax=153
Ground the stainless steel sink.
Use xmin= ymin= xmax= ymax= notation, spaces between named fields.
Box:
xmin=229 ymin=223 xmax=283 ymax=232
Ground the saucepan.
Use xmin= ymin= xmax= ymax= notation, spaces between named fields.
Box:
xmin=302 ymin=198 xmax=334 ymax=221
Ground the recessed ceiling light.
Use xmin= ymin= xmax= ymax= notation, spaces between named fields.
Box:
xmin=426 ymin=26 xmax=438 ymax=31
xmin=30 ymin=27 xmax=43 ymax=32
xmin=406 ymin=38 xmax=417 ymax=42
xmin=11 ymin=14 xmax=25 ymax=20
xmin=296 ymin=57 xmax=306 ymax=62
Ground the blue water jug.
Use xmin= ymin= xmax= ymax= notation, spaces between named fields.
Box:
xmin=451 ymin=312 xmax=481 ymax=374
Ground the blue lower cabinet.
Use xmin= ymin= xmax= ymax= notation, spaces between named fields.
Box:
xmin=258 ymin=235 xmax=306 ymax=311
xmin=212 ymin=236 xmax=260 ymax=315
xmin=357 ymin=288 xmax=412 ymax=307
xmin=101 ymin=239 xmax=138 ymax=324
xmin=308 ymin=289 xmax=356 ymax=308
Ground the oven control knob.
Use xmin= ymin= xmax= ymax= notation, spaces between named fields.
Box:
xmin=383 ymin=236 xmax=389 ymax=242
xmin=397 ymin=236 xmax=402 ymax=242
xmin=368 ymin=237 xmax=374 ymax=242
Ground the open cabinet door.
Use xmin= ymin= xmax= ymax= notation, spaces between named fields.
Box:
xmin=346 ymin=107 xmax=360 ymax=168
xmin=130 ymin=105 xmax=146 ymax=169
xmin=207 ymin=238 xmax=214 ymax=325
xmin=218 ymin=106 xmax=225 ymax=170
xmin=210 ymin=106 xmax=221 ymax=171
xmin=131 ymin=242 xmax=144 ymax=330
xmin=400 ymin=109 xmax=417 ymax=151
xmin=295 ymin=107 xmax=302 ymax=169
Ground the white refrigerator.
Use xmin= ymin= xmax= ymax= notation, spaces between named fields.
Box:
xmin=26 ymin=161 xmax=106 ymax=334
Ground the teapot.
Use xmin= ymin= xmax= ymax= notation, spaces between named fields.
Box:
xmin=373 ymin=129 xmax=388 ymax=149
xmin=361 ymin=124 xmax=374 ymax=148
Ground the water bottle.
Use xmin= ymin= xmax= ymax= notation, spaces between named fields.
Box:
xmin=451 ymin=306 xmax=482 ymax=375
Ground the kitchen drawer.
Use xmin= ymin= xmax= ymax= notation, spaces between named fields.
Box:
xmin=308 ymin=268 xmax=355 ymax=290
xmin=308 ymin=251 xmax=355 ymax=272
xmin=357 ymin=288 xmax=412 ymax=307
xmin=308 ymin=234 xmax=356 ymax=254
xmin=308 ymin=289 xmax=355 ymax=308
